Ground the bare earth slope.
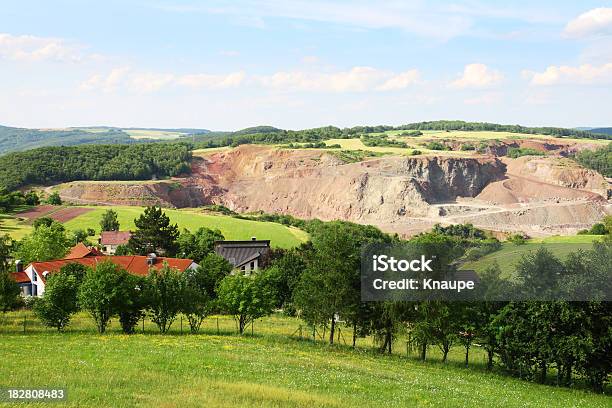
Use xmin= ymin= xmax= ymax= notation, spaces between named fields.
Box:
xmin=58 ymin=145 xmax=611 ymax=237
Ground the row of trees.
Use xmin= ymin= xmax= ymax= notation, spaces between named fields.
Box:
xmin=0 ymin=206 xmax=609 ymax=392
xmin=575 ymin=143 xmax=612 ymax=177
xmin=0 ymin=143 xmax=192 ymax=191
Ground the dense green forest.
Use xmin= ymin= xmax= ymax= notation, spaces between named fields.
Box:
xmin=193 ymin=120 xmax=610 ymax=149
xmin=589 ymin=128 xmax=612 ymax=135
xmin=0 ymin=125 xmax=136 ymax=154
xmin=575 ymin=143 xmax=612 ymax=177
xmin=0 ymin=143 xmax=192 ymax=190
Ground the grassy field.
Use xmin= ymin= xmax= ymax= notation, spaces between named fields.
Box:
xmin=124 ymin=129 xmax=186 ymax=140
xmin=0 ymin=312 xmax=608 ymax=407
xmin=461 ymin=237 xmax=601 ymax=278
xmin=62 ymin=206 xmax=308 ymax=249
xmin=0 ymin=205 xmax=308 ymax=249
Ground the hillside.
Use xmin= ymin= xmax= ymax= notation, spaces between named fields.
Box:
xmin=0 ymin=125 xmax=135 ymax=154
xmin=590 ymin=128 xmax=612 ymax=136
xmin=0 ymin=313 xmax=608 ymax=407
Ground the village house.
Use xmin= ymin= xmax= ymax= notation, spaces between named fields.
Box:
xmin=12 ymin=243 xmax=198 ymax=297
xmin=214 ymin=237 xmax=271 ymax=274
xmin=98 ymin=231 xmax=132 ymax=255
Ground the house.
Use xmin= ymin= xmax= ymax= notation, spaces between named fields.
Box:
xmin=214 ymin=237 xmax=271 ymax=274
xmin=11 ymin=244 xmax=198 ymax=297
xmin=99 ymin=231 xmax=132 ymax=255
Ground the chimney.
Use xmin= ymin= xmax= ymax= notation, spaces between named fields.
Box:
xmin=15 ymin=260 xmax=23 ymax=273
xmin=251 ymin=236 xmax=257 ymax=241
xmin=147 ymin=253 xmax=157 ymax=266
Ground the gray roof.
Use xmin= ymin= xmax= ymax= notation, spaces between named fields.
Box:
xmin=214 ymin=240 xmax=271 ymax=268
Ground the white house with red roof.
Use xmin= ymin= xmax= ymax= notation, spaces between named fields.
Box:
xmin=99 ymin=231 xmax=133 ymax=255
xmin=12 ymin=243 xmax=198 ymax=297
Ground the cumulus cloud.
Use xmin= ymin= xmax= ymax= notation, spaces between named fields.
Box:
xmin=525 ymin=63 xmax=612 ymax=86
xmin=464 ymin=92 xmax=501 ymax=105
xmin=80 ymin=67 xmax=130 ymax=92
xmin=564 ymin=8 xmax=612 ymax=38
xmin=176 ymin=71 xmax=246 ymax=89
xmin=81 ymin=69 xmax=246 ymax=93
xmin=258 ymin=67 xmax=420 ymax=92
xmin=376 ymin=70 xmax=420 ymax=91
xmin=450 ymin=63 xmax=503 ymax=88
xmin=0 ymin=32 xmax=84 ymax=62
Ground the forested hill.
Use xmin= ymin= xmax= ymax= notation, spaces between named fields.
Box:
xmin=0 ymin=143 xmax=192 ymax=191
xmin=589 ymin=127 xmax=612 ymax=136
xmin=193 ymin=120 xmax=610 ymax=149
xmin=0 ymin=125 xmax=136 ymax=154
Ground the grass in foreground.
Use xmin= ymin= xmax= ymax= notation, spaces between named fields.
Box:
xmin=0 ymin=312 xmax=608 ymax=408
xmin=62 ymin=206 xmax=308 ymax=249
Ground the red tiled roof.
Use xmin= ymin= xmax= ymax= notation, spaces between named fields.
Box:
xmin=31 ymin=256 xmax=194 ymax=282
xmin=100 ymin=231 xmax=132 ymax=245
xmin=11 ymin=271 xmax=30 ymax=284
xmin=65 ymin=242 xmax=102 ymax=259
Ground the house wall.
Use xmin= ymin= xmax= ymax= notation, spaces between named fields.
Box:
xmin=25 ymin=265 xmax=45 ymax=297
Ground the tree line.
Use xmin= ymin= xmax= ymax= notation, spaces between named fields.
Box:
xmin=192 ymin=121 xmax=610 ymax=150
xmin=0 ymin=143 xmax=192 ymax=191
xmin=574 ymin=143 xmax=612 ymax=177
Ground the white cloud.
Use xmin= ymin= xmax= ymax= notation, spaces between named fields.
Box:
xmin=80 ymin=68 xmax=246 ymax=93
xmin=258 ymin=66 xmax=385 ymax=92
xmin=526 ymin=63 xmax=612 ymax=86
xmin=0 ymin=33 xmax=84 ymax=62
xmin=564 ymin=8 xmax=612 ymax=38
xmin=80 ymin=67 xmax=130 ymax=92
xmin=176 ymin=71 xmax=245 ymax=88
xmin=258 ymin=66 xmax=420 ymax=92
xmin=450 ymin=63 xmax=503 ymax=89
xmin=376 ymin=70 xmax=420 ymax=91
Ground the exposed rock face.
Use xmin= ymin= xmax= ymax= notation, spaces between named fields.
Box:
xmin=57 ymin=145 xmax=610 ymax=237
xmin=184 ymin=146 xmax=505 ymax=224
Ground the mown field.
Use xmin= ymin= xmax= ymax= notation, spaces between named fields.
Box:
xmin=461 ymin=236 xmax=602 ymax=278
xmin=1 ymin=205 xmax=308 ymax=249
xmin=0 ymin=312 xmax=609 ymax=408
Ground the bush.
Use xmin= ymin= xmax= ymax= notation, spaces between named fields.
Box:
xmin=410 ymin=150 xmax=422 ymax=156
xmin=78 ymin=261 xmax=134 ymax=333
xmin=46 ymin=192 xmax=62 ymax=205
xmin=218 ymin=270 xmax=277 ymax=335
xmin=507 ymin=147 xmax=544 ymax=158
xmin=33 ymin=272 xmax=79 ymax=331
xmin=425 ymin=141 xmax=449 ymax=151
xmin=507 ymin=233 xmax=527 ymax=245
xmin=144 ymin=263 xmax=185 ymax=334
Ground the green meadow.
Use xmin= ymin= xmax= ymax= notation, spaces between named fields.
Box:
xmin=0 ymin=312 xmax=608 ymax=408
xmin=62 ymin=206 xmax=308 ymax=249
xmin=461 ymin=236 xmax=602 ymax=278
xmin=0 ymin=205 xmax=308 ymax=249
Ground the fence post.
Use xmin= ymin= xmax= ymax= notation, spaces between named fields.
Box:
xmin=251 ymin=320 xmax=254 ymax=336
xmin=23 ymin=313 xmax=26 ymax=334
xmin=142 ymin=316 xmax=145 ymax=334
xmin=216 ymin=317 xmax=219 ymax=335
xmin=180 ymin=316 xmax=183 ymax=334
xmin=312 ymin=325 xmax=316 ymax=341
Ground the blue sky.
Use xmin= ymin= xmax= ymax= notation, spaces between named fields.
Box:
xmin=1 ymin=0 xmax=611 ymax=130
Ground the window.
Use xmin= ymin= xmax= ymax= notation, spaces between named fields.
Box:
xmin=250 ymin=261 xmax=255 ymax=270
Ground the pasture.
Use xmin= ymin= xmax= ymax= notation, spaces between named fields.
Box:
xmin=62 ymin=206 xmax=308 ymax=249
xmin=0 ymin=312 xmax=608 ymax=407
xmin=460 ymin=237 xmax=601 ymax=278
xmin=0 ymin=205 xmax=308 ymax=249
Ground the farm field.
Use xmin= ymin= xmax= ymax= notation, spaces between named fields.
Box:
xmin=461 ymin=237 xmax=601 ymax=278
xmin=62 ymin=206 xmax=308 ymax=248
xmin=0 ymin=312 xmax=608 ymax=408
xmin=123 ymin=129 xmax=186 ymax=139
xmin=323 ymin=138 xmax=471 ymax=157
xmin=0 ymin=205 xmax=308 ymax=249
